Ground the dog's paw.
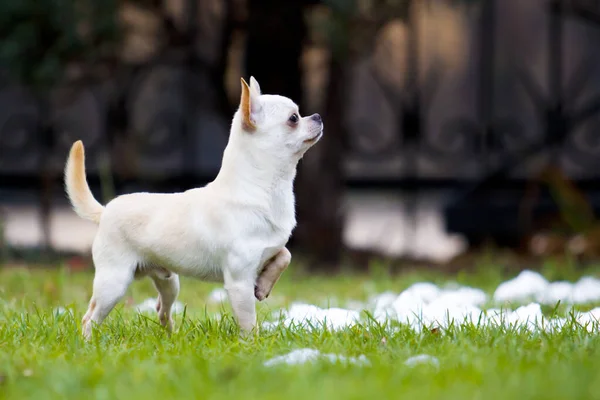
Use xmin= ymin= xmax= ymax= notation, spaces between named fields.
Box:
xmin=254 ymin=284 xmax=270 ymax=302
xmin=239 ymin=326 xmax=260 ymax=340
xmin=159 ymin=313 xmax=174 ymax=332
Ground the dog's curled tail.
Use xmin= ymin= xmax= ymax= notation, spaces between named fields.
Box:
xmin=64 ymin=140 xmax=104 ymax=224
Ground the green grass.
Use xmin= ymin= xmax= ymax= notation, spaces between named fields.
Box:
xmin=2 ymin=263 xmax=600 ymax=400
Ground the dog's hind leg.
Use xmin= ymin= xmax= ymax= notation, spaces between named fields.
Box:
xmin=255 ymin=247 xmax=291 ymax=301
xmin=149 ymin=268 xmax=180 ymax=332
xmin=82 ymin=263 xmax=135 ymax=340
xmin=81 ymin=298 xmax=96 ymax=328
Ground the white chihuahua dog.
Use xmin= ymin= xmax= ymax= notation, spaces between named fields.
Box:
xmin=64 ymin=77 xmax=323 ymax=339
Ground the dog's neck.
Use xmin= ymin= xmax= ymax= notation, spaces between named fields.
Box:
xmin=211 ymin=132 xmax=299 ymax=208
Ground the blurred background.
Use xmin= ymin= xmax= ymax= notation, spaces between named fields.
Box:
xmin=1 ymin=0 xmax=600 ymax=273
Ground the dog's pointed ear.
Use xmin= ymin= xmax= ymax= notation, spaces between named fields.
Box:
xmin=249 ymin=76 xmax=261 ymax=96
xmin=240 ymin=77 xmax=262 ymax=131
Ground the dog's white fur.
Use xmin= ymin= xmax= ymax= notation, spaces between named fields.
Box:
xmin=64 ymin=77 xmax=322 ymax=339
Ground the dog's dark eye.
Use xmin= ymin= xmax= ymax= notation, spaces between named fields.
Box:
xmin=288 ymin=113 xmax=299 ymax=125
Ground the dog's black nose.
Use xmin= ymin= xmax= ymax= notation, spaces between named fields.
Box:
xmin=311 ymin=113 xmax=322 ymax=123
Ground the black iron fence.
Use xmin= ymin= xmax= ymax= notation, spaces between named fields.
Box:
xmin=1 ymin=0 xmax=600 ymax=243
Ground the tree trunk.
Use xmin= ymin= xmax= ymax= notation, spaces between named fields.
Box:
xmin=213 ymin=0 xmax=235 ymax=117
xmin=244 ymin=0 xmax=344 ymax=272
xmin=244 ymin=0 xmax=306 ymax=108
xmin=294 ymin=59 xmax=345 ymax=273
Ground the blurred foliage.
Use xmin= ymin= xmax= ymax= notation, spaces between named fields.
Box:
xmin=316 ymin=0 xmax=478 ymax=61
xmin=0 ymin=216 xmax=5 ymax=263
xmin=0 ymin=0 xmax=120 ymax=90
xmin=317 ymin=0 xmax=410 ymax=60
xmin=448 ymin=0 xmax=482 ymax=6
xmin=541 ymin=165 xmax=596 ymax=234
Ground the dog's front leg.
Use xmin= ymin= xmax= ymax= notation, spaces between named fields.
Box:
xmin=255 ymin=247 xmax=291 ymax=301
xmin=223 ymin=269 xmax=257 ymax=334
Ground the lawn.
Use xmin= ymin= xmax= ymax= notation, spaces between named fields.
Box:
xmin=1 ymin=260 xmax=600 ymax=400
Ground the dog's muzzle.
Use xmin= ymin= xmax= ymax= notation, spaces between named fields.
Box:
xmin=304 ymin=114 xmax=323 ymax=143
xmin=304 ymin=131 xmax=322 ymax=144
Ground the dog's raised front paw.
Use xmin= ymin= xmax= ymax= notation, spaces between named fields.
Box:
xmin=254 ymin=284 xmax=269 ymax=301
